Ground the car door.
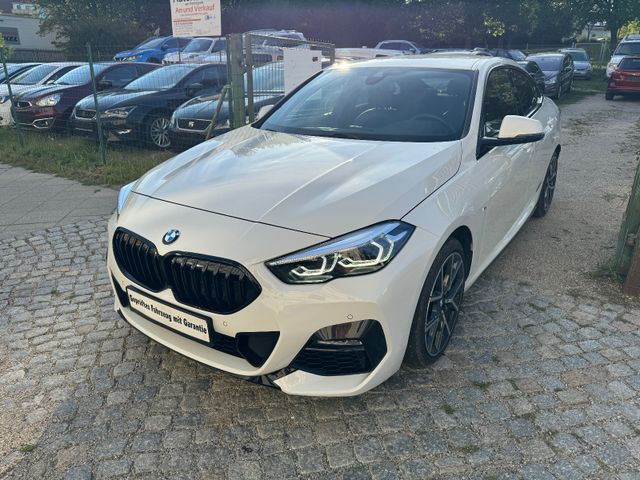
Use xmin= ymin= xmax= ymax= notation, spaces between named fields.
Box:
xmin=478 ymin=67 xmax=536 ymax=259
xmin=100 ymin=65 xmax=140 ymax=90
xmin=509 ymin=68 xmax=545 ymax=202
xmin=562 ymin=55 xmax=573 ymax=91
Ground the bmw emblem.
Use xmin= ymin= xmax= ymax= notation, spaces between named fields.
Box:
xmin=163 ymin=229 xmax=180 ymax=245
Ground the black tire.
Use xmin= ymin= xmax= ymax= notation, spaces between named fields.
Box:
xmin=404 ymin=238 xmax=466 ymax=368
xmin=533 ymin=152 xmax=558 ymax=218
xmin=554 ymin=86 xmax=562 ymax=101
xmin=145 ymin=114 xmax=172 ymax=149
xmin=605 ymin=91 xmax=614 ymax=100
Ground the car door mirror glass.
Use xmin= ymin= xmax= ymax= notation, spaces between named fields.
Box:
xmin=97 ymin=79 xmax=113 ymax=91
xmin=186 ymin=82 xmax=204 ymax=97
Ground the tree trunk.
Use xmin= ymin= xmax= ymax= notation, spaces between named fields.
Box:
xmin=609 ymin=19 xmax=619 ymax=47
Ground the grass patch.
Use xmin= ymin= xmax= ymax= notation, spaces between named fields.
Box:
xmin=19 ymin=444 xmax=36 ymax=453
xmin=442 ymin=403 xmax=456 ymax=415
xmin=0 ymin=128 xmax=173 ymax=187
xmin=471 ymin=380 xmax=491 ymax=392
xmin=590 ymin=258 xmax=623 ymax=283
xmin=557 ymin=68 xmax=608 ymax=106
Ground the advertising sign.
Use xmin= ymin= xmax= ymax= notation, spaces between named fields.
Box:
xmin=170 ymin=0 xmax=221 ymax=37
xmin=0 ymin=27 xmax=21 ymax=46
xmin=284 ymin=49 xmax=323 ymax=95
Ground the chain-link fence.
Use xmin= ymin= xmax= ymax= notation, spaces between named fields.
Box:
xmin=0 ymin=33 xmax=334 ymax=170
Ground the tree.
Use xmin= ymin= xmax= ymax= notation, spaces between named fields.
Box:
xmin=562 ymin=0 xmax=640 ymax=46
xmin=35 ymin=0 xmax=171 ymax=58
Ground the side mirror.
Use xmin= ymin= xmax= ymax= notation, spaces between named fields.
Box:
xmin=256 ymin=104 xmax=273 ymax=120
xmin=161 ymin=44 xmax=169 ymax=51
xmin=186 ymin=83 xmax=204 ymax=97
xmin=97 ymin=79 xmax=113 ymax=91
xmin=481 ymin=115 xmax=545 ymax=149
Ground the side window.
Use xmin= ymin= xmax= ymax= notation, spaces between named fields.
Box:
xmin=201 ymin=67 xmax=222 ymax=88
xmin=482 ymin=68 xmax=519 ymax=137
xmin=212 ymin=38 xmax=226 ymax=53
xmin=164 ymin=38 xmax=178 ymax=50
xmin=48 ymin=66 xmax=77 ymax=82
xmin=510 ymin=69 xmax=539 ymax=116
xmin=102 ymin=66 xmax=138 ymax=87
xmin=177 ymin=38 xmax=191 ymax=48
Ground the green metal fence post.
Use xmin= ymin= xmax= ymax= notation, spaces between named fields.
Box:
xmin=205 ymin=85 xmax=230 ymax=141
xmin=1 ymin=54 xmax=25 ymax=148
xmin=227 ymin=34 xmax=246 ymax=130
xmin=243 ymin=33 xmax=255 ymax=123
xmin=616 ymin=155 xmax=640 ymax=281
xmin=86 ymin=42 xmax=107 ymax=166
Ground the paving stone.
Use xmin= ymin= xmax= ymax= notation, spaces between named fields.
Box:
xmin=1 ymin=214 xmax=640 ymax=479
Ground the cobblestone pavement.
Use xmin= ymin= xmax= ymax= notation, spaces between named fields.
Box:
xmin=0 ymin=163 xmax=117 ymax=239
xmin=1 ymin=219 xmax=640 ymax=479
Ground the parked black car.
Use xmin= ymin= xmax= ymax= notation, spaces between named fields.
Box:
xmin=71 ymin=63 xmax=227 ymax=148
xmin=526 ymin=53 xmax=574 ymax=99
xmin=168 ymin=62 xmax=285 ymax=148
xmin=13 ymin=63 xmax=157 ymax=131
xmin=490 ymin=49 xmax=527 ymax=61
xmin=518 ymin=60 xmax=546 ymax=93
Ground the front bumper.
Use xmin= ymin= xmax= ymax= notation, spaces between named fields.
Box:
xmin=573 ymin=70 xmax=592 ymax=78
xmin=13 ymin=105 xmax=61 ymax=131
xmin=108 ymin=195 xmax=435 ymax=396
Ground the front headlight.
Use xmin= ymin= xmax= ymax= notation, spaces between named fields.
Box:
xmin=266 ymin=221 xmax=415 ymax=284
xmin=0 ymin=95 xmax=9 ymax=104
xmin=104 ymin=106 xmax=135 ymax=119
xmin=544 ymin=76 xmax=558 ymax=84
xmin=117 ymin=181 xmax=136 ymax=216
xmin=35 ymin=94 xmax=62 ymax=107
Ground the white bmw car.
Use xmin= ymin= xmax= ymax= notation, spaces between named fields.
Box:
xmin=108 ymin=55 xmax=560 ymax=397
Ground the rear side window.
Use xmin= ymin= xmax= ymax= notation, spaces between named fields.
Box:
xmin=509 ymin=69 xmax=539 ymax=116
xmin=482 ymin=68 xmax=519 ymax=137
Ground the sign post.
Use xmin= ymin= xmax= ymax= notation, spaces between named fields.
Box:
xmin=170 ymin=0 xmax=221 ymax=37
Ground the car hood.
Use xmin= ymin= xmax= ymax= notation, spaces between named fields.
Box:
xmin=115 ymin=49 xmax=154 ymax=58
xmin=134 ymin=126 xmax=461 ymax=237
xmin=0 ymin=83 xmax=41 ymax=96
xmin=175 ymin=93 xmax=279 ymax=120
xmin=17 ymin=84 xmax=79 ymax=100
xmin=75 ymin=89 xmax=160 ymax=110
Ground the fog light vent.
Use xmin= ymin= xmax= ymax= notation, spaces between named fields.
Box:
xmin=291 ymin=320 xmax=387 ymax=376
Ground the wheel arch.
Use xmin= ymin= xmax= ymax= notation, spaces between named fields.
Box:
xmin=449 ymin=225 xmax=473 ymax=279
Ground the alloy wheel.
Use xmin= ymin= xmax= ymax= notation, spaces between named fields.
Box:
xmin=150 ymin=117 xmax=171 ymax=148
xmin=424 ymin=252 xmax=464 ymax=357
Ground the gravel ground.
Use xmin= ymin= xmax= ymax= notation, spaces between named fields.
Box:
xmin=487 ymin=94 xmax=640 ymax=299
xmin=0 ymin=93 xmax=639 ymax=479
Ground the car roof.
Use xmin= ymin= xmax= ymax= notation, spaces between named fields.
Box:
xmin=560 ymin=48 xmax=586 ymax=52
xmin=528 ymin=53 xmax=564 ymax=58
xmin=621 ymin=34 xmax=640 ymax=42
xmin=338 ymin=54 xmax=509 ymax=71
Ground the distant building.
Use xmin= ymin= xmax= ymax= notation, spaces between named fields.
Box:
xmin=0 ymin=0 xmax=61 ymax=56
xmin=581 ymin=22 xmax=611 ymax=41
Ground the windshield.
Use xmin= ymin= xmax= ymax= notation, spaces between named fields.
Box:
xmin=530 ymin=56 xmax=562 ymax=71
xmin=10 ymin=64 xmax=58 ymax=85
xmin=135 ymin=37 xmax=165 ymax=50
xmin=260 ymin=67 xmax=473 ymax=142
xmin=55 ymin=65 xmax=109 ymax=85
xmin=619 ymin=57 xmax=640 ymax=70
xmin=246 ymin=63 xmax=284 ymax=92
xmin=184 ymin=39 xmax=213 ymax=53
xmin=565 ymin=51 xmax=588 ymax=61
xmin=125 ymin=65 xmax=194 ymax=90
xmin=616 ymin=43 xmax=640 ymax=55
